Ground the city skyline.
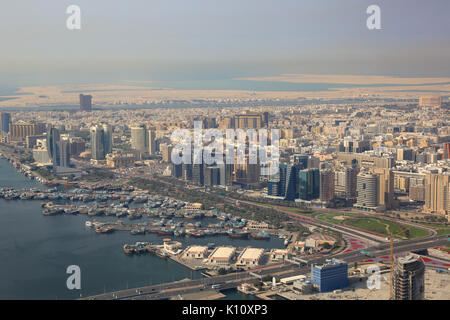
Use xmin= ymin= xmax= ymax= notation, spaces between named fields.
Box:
xmin=0 ymin=0 xmax=448 ymax=304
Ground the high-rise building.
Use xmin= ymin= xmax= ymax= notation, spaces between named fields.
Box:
xmin=392 ymin=255 xmax=425 ymax=300
xmin=311 ymin=259 xmax=348 ymax=293
xmin=267 ymin=163 xmax=293 ymax=198
xmin=218 ymin=117 xmax=234 ymax=129
xmin=234 ymin=112 xmax=265 ymax=129
xmin=204 ymin=166 xmax=220 ymax=186
xmin=355 ymin=173 xmax=378 ymax=208
xmin=298 ymin=168 xmax=320 ymax=201
xmin=182 ymin=163 xmax=193 ymax=181
xmin=192 ymin=163 xmax=204 ymax=186
xmin=419 ymin=96 xmax=441 ymax=108
xmin=409 ymin=184 xmax=425 ymax=202
xmin=102 ymin=124 xmax=113 ymax=155
xmin=131 ymin=125 xmax=148 ymax=154
xmin=443 ymin=143 xmax=450 ymax=160
xmin=276 ymin=164 xmax=287 ymax=197
xmin=32 ymin=139 xmax=52 ymax=165
xmin=233 ymin=153 xmax=260 ymax=186
xmin=308 ymin=156 xmax=320 ymax=169
xmin=171 ymin=163 xmax=182 ymax=178
xmin=267 ymin=180 xmax=280 ymax=197
xmin=69 ymin=137 xmax=86 ymax=156
xmin=319 ymin=170 xmax=335 ymax=202
xmin=26 ymin=135 xmax=45 ymax=149
xmin=46 ymin=127 xmax=71 ymax=168
xmin=79 ymin=94 xmax=92 ymax=111
xmin=9 ymin=121 xmax=45 ymax=141
xmin=160 ymin=143 xmax=173 ymax=163
xmin=284 ymin=164 xmax=302 ymax=200
xmin=57 ymin=140 xmax=71 ymax=168
xmin=0 ymin=112 xmax=11 ymax=135
xmin=90 ymin=124 xmax=111 ymax=160
xmin=218 ymin=163 xmax=234 ymax=187
xmin=334 ymin=167 xmax=358 ymax=201
xmin=196 ymin=117 xmax=217 ymax=129
xmin=423 ymin=172 xmax=450 ymax=217
xmin=397 ymin=148 xmax=415 ymax=161
xmin=262 ymin=112 xmax=269 ymax=126
xmin=371 ymin=168 xmax=395 ymax=210
xmin=148 ymin=129 xmax=156 ymax=155
xmin=293 ymin=154 xmax=308 ymax=169
xmin=46 ymin=127 xmax=61 ymax=166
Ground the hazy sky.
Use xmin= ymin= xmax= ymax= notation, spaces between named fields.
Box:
xmin=1 ymin=0 xmax=449 ymax=86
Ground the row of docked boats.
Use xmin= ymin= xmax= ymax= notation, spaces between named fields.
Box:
xmin=42 ymin=203 xmax=81 ymax=216
xmin=82 ymin=215 xmax=272 ymax=240
xmin=0 ymin=187 xmax=186 ymax=207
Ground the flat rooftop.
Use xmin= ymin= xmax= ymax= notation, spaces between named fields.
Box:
xmin=186 ymin=246 xmax=208 ymax=254
xmin=240 ymin=248 xmax=264 ymax=261
xmin=210 ymin=247 xmax=235 ymax=260
xmin=314 ymin=259 xmax=347 ymax=269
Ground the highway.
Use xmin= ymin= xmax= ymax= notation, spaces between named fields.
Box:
xmin=230 ymin=197 xmax=440 ymax=244
xmin=82 ymin=235 xmax=448 ymax=300
xmin=80 ymin=181 xmax=448 ymax=300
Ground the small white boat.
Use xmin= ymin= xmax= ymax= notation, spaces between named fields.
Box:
xmin=85 ymin=221 xmax=93 ymax=227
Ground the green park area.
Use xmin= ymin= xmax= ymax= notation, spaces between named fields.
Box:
xmin=436 ymin=228 xmax=450 ymax=236
xmin=344 ymin=218 xmax=428 ymax=239
xmin=412 ymin=222 xmax=450 ymax=236
xmin=317 ymin=212 xmax=429 ymax=239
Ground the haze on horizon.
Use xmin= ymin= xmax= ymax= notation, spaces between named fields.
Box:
xmin=1 ymin=0 xmax=449 ymax=88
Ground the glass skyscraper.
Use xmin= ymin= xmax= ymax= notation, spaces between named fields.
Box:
xmin=90 ymin=124 xmax=112 ymax=160
xmin=298 ymin=168 xmax=320 ymax=200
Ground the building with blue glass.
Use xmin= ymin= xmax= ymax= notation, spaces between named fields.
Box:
xmin=284 ymin=164 xmax=301 ymax=200
xmin=311 ymin=259 xmax=348 ymax=292
xmin=267 ymin=163 xmax=286 ymax=197
xmin=298 ymin=168 xmax=320 ymax=200
xmin=0 ymin=112 xmax=11 ymax=135
xmin=293 ymin=154 xmax=308 ymax=169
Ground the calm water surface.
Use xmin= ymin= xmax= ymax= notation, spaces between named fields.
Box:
xmin=0 ymin=159 xmax=282 ymax=299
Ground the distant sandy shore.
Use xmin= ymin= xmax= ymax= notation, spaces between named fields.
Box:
xmin=1 ymin=74 xmax=449 ymax=108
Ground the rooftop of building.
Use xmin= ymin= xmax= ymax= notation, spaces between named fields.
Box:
xmin=313 ymin=259 xmax=347 ymax=270
xmin=185 ymin=246 xmax=208 ymax=254
xmin=239 ymin=248 xmax=264 ymax=261
xmin=209 ymin=247 xmax=236 ymax=260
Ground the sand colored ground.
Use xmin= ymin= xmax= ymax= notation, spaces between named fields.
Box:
xmin=238 ymin=74 xmax=450 ymax=85
xmin=334 ymin=215 xmax=350 ymax=221
xmin=1 ymin=74 xmax=449 ymax=108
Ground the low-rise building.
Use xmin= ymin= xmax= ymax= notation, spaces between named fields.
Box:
xmin=182 ymin=246 xmax=209 ymax=259
xmin=184 ymin=203 xmax=203 ymax=211
xmin=163 ymin=239 xmax=182 ymax=254
xmin=246 ymin=220 xmax=271 ymax=230
xmin=207 ymin=247 xmax=236 ymax=265
xmin=106 ymin=153 xmax=136 ymax=168
xmin=236 ymin=248 xmax=264 ymax=267
xmin=269 ymin=249 xmax=288 ymax=261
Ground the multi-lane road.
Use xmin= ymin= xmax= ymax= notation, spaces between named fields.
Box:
xmin=83 ymin=235 xmax=448 ymax=300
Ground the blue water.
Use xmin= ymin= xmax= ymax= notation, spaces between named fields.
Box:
xmin=60 ymin=79 xmax=450 ymax=93
xmin=3 ymin=77 xmax=440 ymax=111
xmin=0 ymin=158 xmax=283 ymax=299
